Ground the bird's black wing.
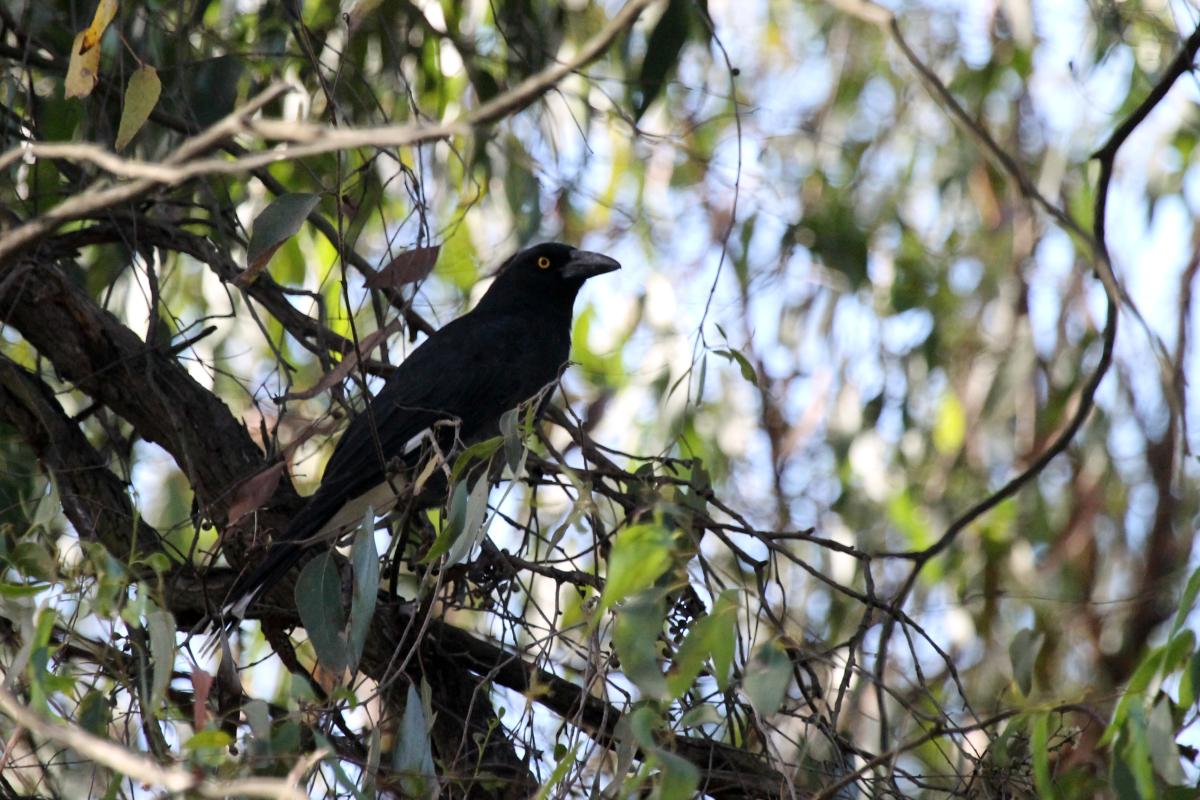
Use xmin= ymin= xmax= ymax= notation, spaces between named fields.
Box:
xmin=221 ymin=310 xmax=564 ymax=616
xmin=314 ymin=309 xmax=559 ymax=500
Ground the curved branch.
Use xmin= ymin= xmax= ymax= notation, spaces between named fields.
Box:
xmin=0 ymin=0 xmax=663 ymax=266
xmin=0 ymin=355 xmax=161 ymax=557
xmin=0 ymin=683 xmax=316 ymax=800
xmin=0 ymin=260 xmax=300 ymax=527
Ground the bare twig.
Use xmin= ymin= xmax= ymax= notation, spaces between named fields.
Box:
xmin=824 ymin=0 xmax=1200 ymax=755
xmin=0 ymin=0 xmax=662 ymax=265
xmin=0 ymin=682 xmax=312 ymax=800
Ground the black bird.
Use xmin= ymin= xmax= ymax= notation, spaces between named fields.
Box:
xmin=220 ymin=242 xmax=620 ymax=619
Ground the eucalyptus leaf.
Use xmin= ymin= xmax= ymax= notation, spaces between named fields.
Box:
xmin=246 ymin=193 xmax=321 ymax=274
xmin=295 ymin=552 xmax=348 ymax=674
xmin=743 ymin=641 xmax=791 ymax=716
xmin=421 ymin=480 xmax=469 ymax=564
xmin=597 ymin=523 xmax=675 ymax=616
xmin=444 ymin=476 xmax=491 ymax=566
xmin=146 ymin=609 xmax=176 ymax=712
xmin=613 ymin=592 xmax=669 ymax=700
xmin=349 ymin=511 xmax=380 ymax=672
xmin=1009 ymin=628 xmax=1044 ymax=697
xmin=394 ymin=683 xmax=437 ymax=798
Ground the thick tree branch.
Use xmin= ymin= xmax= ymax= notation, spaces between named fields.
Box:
xmin=169 ymin=582 xmax=788 ymax=798
xmin=0 ymin=355 xmax=161 ymax=557
xmin=43 ymin=217 xmax=394 ymax=370
xmin=0 ymin=259 xmax=299 ymax=528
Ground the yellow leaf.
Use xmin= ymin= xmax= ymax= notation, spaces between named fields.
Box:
xmin=78 ymin=0 xmax=118 ymax=54
xmin=65 ymin=31 xmax=101 ymax=99
xmin=115 ymin=66 xmax=161 ymax=150
xmin=932 ymin=390 xmax=966 ymax=455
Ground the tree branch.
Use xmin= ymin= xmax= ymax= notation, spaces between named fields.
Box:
xmin=0 ymin=354 xmax=161 ymax=557
xmin=0 ymin=682 xmax=316 ymax=800
xmin=0 ymin=259 xmax=300 ymax=528
xmin=0 ymin=0 xmax=663 ymax=266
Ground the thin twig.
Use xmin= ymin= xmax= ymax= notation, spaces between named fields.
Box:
xmin=0 ymin=682 xmax=312 ymax=800
xmin=0 ymin=0 xmax=663 ymax=265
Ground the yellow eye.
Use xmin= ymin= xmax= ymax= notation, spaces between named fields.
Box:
xmin=537 ymin=256 xmax=551 ymax=270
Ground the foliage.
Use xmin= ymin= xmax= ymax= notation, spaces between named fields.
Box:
xmin=1 ymin=0 xmax=1199 ymax=798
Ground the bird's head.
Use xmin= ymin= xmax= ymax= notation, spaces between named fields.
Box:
xmin=480 ymin=242 xmax=621 ymax=311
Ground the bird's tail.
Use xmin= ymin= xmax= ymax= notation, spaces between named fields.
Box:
xmin=195 ymin=482 xmax=374 ymax=657
xmin=192 ymin=538 xmax=306 ymax=659
xmin=221 ymin=540 xmax=306 ymax=619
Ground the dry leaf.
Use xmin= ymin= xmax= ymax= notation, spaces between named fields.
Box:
xmin=78 ymin=0 xmax=118 ymax=54
xmin=281 ymin=317 xmax=404 ymax=401
xmin=65 ymin=31 xmax=101 ymax=98
xmin=115 ymin=65 xmax=161 ymax=150
xmin=226 ymin=462 xmax=286 ymax=526
xmin=191 ymin=668 xmax=213 ymax=730
xmin=365 ymin=245 xmax=440 ymax=289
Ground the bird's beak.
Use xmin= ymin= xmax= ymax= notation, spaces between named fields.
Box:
xmin=562 ymin=249 xmax=621 ymax=280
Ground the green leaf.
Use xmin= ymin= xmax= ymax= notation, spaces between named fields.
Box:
xmin=503 ymin=139 xmax=541 ymax=240
xmin=1178 ymin=651 xmax=1200 ymax=710
xmin=678 ymin=704 xmax=721 ymax=729
xmin=1009 ymin=628 xmax=1043 ymax=697
xmin=243 ymin=699 xmax=270 ymax=741
xmin=115 ymin=65 xmax=161 ymax=150
xmin=348 ymin=511 xmax=379 ymax=672
xmin=1111 ymin=731 xmax=1140 ymax=800
xmin=27 ymin=607 xmax=58 ymax=713
xmin=499 ymin=407 xmax=525 ymax=473
xmin=444 ymin=476 xmax=490 ymax=567
xmin=393 ymin=683 xmax=436 ymax=798
xmin=1030 ymin=713 xmax=1058 ymax=800
xmin=1121 ymin=707 xmax=1157 ymax=799
xmin=146 ymin=609 xmax=176 ymax=712
xmin=1169 ymin=567 xmax=1200 ymax=637
xmin=421 ymin=480 xmax=469 ymax=565
xmin=272 ymin=719 xmax=301 ymax=755
xmin=534 ymin=743 xmax=578 ymax=800
xmin=712 ymin=348 xmax=757 ymax=386
xmin=655 ymin=748 xmax=701 ymax=800
xmin=634 ymin=0 xmax=691 ymax=121
xmin=1162 ymin=629 xmax=1195 ymax=675
xmin=1101 ymin=646 xmax=1164 ymax=746
xmin=708 ymin=590 xmax=739 ymax=690
xmin=742 ymin=641 xmax=791 ymax=715
xmin=614 ymin=592 xmax=669 ymax=700
xmin=185 ymin=729 xmax=233 ymax=750
xmin=681 ymin=705 xmax=715 ymax=734
xmin=436 ymin=221 xmax=478 ymax=291
xmin=77 ymin=690 xmax=111 ymax=736
xmin=665 ymin=589 xmax=738 ymax=697
xmin=1148 ymin=698 xmax=1185 ymax=783
xmin=450 ymin=436 xmax=503 ymax=482
xmin=932 ymin=390 xmax=966 ymax=455
xmin=597 ymin=523 xmax=675 ymax=616
xmin=182 ymin=56 xmax=244 ymax=126
xmin=295 ymin=552 xmax=348 ymax=673
xmin=626 ymin=706 xmax=699 ymax=799
xmin=246 ymin=193 xmax=321 ymax=275
xmin=0 ymin=582 xmax=48 ymax=598
xmin=13 ymin=541 xmax=56 ymax=581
